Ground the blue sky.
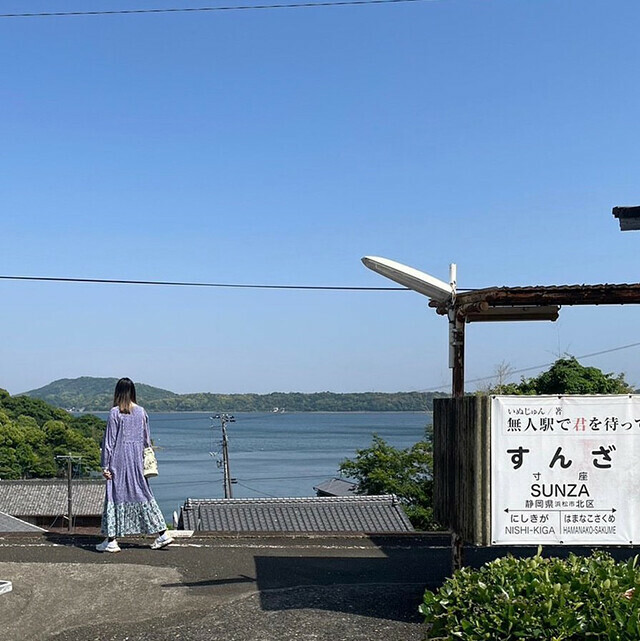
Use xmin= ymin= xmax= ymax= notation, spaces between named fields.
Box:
xmin=1 ymin=0 xmax=639 ymax=395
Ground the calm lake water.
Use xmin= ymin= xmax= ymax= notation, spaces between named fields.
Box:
xmin=109 ymin=411 xmax=431 ymax=520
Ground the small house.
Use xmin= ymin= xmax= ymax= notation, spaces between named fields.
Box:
xmin=0 ymin=480 xmax=104 ymax=530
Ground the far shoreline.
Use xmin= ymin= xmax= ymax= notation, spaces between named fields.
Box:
xmin=77 ymin=409 xmax=434 ymax=414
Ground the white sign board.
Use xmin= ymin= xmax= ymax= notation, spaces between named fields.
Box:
xmin=491 ymin=395 xmax=640 ymax=545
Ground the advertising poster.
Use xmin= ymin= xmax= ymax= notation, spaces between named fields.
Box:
xmin=491 ymin=395 xmax=640 ymax=545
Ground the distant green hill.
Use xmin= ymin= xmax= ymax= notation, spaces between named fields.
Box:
xmin=23 ymin=377 xmax=444 ymax=412
xmin=24 ymin=377 xmax=178 ymax=411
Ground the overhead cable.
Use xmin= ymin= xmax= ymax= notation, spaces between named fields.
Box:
xmin=418 ymin=341 xmax=640 ymax=392
xmin=0 ymin=274 xmax=405 ymax=291
xmin=0 ymin=0 xmax=435 ymax=19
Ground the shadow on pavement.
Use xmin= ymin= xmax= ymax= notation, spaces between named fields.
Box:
xmin=163 ymin=574 xmax=256 ymax=588
xmin=250 ymin=534 xmax=451 ymax=623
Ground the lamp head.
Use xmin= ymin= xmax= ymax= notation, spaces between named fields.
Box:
xmin=362 ymin=256 xmax=453 ymax=303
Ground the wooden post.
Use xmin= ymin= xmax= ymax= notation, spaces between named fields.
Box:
xmin=434 ymin=396 xmax=492 ymax=548
xmin=221 ymin=419 xmax=233 ymax=499
xmin=67 ymin=456 xmax=73 ymax=532
xmin=451 ymin=311 xmax=465 ymax=398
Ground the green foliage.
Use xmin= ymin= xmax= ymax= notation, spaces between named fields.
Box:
xmin=23 ymin=377 xmax=445 ymax=412
xmin=421 ymin=550 xmax=640 ymax=640
xmin=487 ymin=357 xmax=633 ymax=396
xmin=339 ymin=435 xmax=440 ymax=530
xmin=0 ymin=388 xmax=103 ymax=479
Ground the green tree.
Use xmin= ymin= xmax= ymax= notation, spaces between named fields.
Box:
xmin=339 ymin=435 xmax=439 ymax=530
xmin=486 ymin=357 xmax=633 ymax=395
xmin=0 ymin=391 xmax=104 ymax=479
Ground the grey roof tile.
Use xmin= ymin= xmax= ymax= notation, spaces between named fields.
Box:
xmin=0 ymin=512 xmax=46 ymax=533
xmin=314 ymin=478 xmax=358 ymax=496
xmin=0 ymin=480 xmax=104 ymax=516
xmin=180 ymin=495 xmax=414 ymax=533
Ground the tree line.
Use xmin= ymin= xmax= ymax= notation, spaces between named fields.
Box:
xmin=144 ymin=391 xmax=443 ymax=412
xmin=25 ymin=377 xmax=445 ymax=412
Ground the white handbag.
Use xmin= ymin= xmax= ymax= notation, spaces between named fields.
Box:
xmin=143 ymin=446 xmax=158 ymax=478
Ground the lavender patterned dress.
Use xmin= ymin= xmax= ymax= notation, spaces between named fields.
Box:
xmin=100 ymin=405 xmax=166 ymax=537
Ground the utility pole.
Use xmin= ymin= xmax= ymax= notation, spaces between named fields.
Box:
xmin=212 ymin=414 xmax=236 ymax=498
xmin=55 ymin=453 xmax=82 ymax=532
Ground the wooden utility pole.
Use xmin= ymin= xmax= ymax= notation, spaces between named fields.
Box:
xmin=56 ymin=453 xmax=82 ymax=532
xmin=214 ymin=414 xmax=236 ymax=499
xmin=221 ymin=419 xmax=233 ymax=499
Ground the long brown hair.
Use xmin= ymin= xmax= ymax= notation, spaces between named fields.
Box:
xmin=113 ymin=377 xmax=137 ymax=414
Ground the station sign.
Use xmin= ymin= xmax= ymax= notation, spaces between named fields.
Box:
xmin=491 ymin=395 xmax=640 ymax=545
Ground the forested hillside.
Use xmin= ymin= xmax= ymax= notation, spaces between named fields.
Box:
xmin=25 ymin=377 xmax=177 ymax=411
xmin=0 ymin=389 xmax=104 ymax=479
xmin=24 ymin=377 xmax=443 ymax=412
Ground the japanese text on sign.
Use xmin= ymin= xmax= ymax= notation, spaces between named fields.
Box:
xmin=491 ymin=395 xmax=640 ymax=545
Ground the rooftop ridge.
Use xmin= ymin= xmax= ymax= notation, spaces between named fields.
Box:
xmin=184 ymin=494 xmax=399 ymax=507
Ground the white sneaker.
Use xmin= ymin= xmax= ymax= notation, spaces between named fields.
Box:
xmin=96 ymin=538 xmax=121 ymax=553
xmin=150 ymin=533 xmax=174 ymax=550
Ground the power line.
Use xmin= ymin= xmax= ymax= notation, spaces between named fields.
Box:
xmin=234 ymin=481 xmax=278 ymax=497
xmin=418 ymin=340 xmax=640 ymax=392
xmin=0 ymin=0 xmax=435 ymax=19
xmin=151 ymin=474 xmax=328 ymax=486
xmin=0 ymin=274 xmax=405 ymax=291
xmin=241 ymin=474 xmax=325 ymax=481
xmin=467 ymin=341 xmax=640 ymax=385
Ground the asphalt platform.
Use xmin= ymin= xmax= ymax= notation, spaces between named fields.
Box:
xmin=0 ymin=532 xmax=453 ymax=641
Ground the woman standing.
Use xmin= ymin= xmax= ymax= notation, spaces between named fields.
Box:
xmin=96 ymin=377 xmax=173 ymax=553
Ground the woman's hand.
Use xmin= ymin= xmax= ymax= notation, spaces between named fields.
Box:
xmin=102 ymin=469 xmax=112 ymax=480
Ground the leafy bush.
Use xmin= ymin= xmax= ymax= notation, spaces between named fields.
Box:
xmin=484 ymin=357 xmax=632 ymax=396
xmin=339 ymin=435 xmax=441 ymax=530
xmin=420 ymin=550 xmax=640 ymax=640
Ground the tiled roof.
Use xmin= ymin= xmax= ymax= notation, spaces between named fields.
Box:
xmin=0 ymin=512 xmax=46 ymax=533
xmin=313 ymin=477 xmax=358 ymax=496
xmin=0 ymin=480 xmax=104 ymax=516
xmin=180 ymin=495 xmax=414 ymax=533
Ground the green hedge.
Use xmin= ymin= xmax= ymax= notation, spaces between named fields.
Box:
xmin=420 ymin=550 xmax=640 ymax=640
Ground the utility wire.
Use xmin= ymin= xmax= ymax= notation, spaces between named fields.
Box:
xmin=235 ymin=481 xmax=278 ymax=497
xmin=0 ymin=0 xmax=435 ymax=19
xmin=0 ymin=274 xmax=405 ymax=291
xmin=241 ymin=474 xmax=324 ymax=481
xmin=418 ymin=340 xmax=640 ymax=392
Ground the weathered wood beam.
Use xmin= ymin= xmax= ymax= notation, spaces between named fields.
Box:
xmin=451 ymin=284 xmax=640 ymax=308
xmin=613 ymin=206 xmax=640 ymax=231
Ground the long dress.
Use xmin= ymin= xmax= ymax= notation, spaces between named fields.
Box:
xmin=100 ymin=404 xmax=166 ymax=537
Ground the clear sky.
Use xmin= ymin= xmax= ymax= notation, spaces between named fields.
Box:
xmin=2 ymin=0 xmax=639 ymax=396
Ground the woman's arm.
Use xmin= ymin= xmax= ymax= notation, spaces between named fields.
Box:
xmin=143 ymin=411 xmax=152 ymax=448
xmin=101 ymin=410 xmax=118 ymax=474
